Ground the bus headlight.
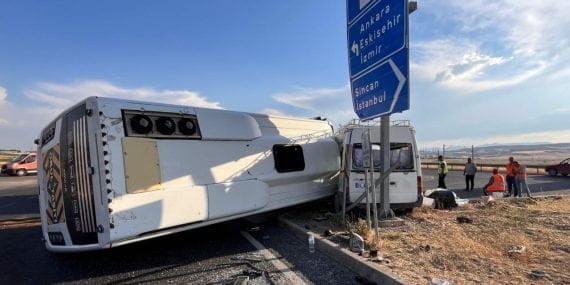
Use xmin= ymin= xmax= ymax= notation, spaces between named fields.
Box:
xmin=122 ymin=110 xmax=201 ymax=139
xmin=178 ymin=118 xmax=196 ymax=135
xmin=156 ymin=117 xmax=176 ymax=135
xmin=48 ymin=232 xmax=65 ymax=245
xmin=130 ymin=115 xmax=153 ymax=134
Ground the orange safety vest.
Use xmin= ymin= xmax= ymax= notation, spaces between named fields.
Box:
xmin=505 ymin=163 xmax=516 ymax=177
xmin=516 ymin=166 xmax=527 ymax=179
xmin=487 ymin=174 xmax=506 ymax=192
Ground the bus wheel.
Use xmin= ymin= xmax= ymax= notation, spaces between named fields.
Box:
xmin=16 ymin=169 xmax=27 ymax=176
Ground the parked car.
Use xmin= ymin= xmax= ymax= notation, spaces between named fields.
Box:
xmin=0 ymin=152 xmax=38 ymax=176
xmin=545 ymin=158 xmax=570 ymax=177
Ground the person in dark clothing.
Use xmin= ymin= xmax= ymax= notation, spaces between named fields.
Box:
xmin=463 ymin=158 xmax=477 ymax=191
xmin=437 ymin=155 xmax=448 ymax=189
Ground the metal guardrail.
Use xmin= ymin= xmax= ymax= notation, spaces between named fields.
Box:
xmin=421 ymin=162 xmax=547 ymax=175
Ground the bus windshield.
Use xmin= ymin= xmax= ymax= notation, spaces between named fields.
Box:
xmin=352 ymin=143 xmax=414 ymax=171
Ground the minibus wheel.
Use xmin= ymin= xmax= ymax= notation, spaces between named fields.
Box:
xmin=16 ymin=169 xmax=27 ymax=176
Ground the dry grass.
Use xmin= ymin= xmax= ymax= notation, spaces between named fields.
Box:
xmin=0 ymin=153 xmax=18 ymax=164
xmin=286 ymin=197 xmax=570 ymax=284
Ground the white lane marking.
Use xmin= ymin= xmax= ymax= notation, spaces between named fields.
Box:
xmin=240 ymin=230 xmax=307 ymax=285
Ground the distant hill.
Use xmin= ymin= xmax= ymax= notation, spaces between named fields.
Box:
xmin=421 ymin=143 xmax=570 ymax=165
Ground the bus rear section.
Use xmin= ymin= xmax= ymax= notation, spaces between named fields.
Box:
xmin=37 ymin=97 xmax=340 ymax=252
xmin=339 ymin=123 xmax=423 ymax=210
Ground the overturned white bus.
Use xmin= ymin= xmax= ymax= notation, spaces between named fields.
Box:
xmin=37 ymin=97 xmax=340 ymax=252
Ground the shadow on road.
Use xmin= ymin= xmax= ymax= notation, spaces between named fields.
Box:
xmin=0 ymin=221 xmax=278 ymax=284
xmin=0 ymin=195 xmax=38 ymax=216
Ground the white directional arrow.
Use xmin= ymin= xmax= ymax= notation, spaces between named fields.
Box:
xmin=351 ymin=41 xmax=359 ymax=56
xmin=387 ymin=58 xmax=407 ymax=113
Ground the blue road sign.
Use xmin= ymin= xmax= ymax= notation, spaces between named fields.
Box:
xmin=347 ymin=0 xmax=409 ymax=120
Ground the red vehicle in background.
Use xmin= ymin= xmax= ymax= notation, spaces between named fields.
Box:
xmin=545 ymin=158 xmax=570 ymax=177
xmin=0 ymin=152 xmax=38 ymax=176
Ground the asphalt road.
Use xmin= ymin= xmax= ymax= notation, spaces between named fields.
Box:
xmin=0 ymin=174 xmax=360 ymax=285
xmin=1 ymin=220 xmax=363 ymax=285
xmin=422 ymin=169 xmax=570 ymax=198
xmin=0 ymin=174 xmax=38 ymax=219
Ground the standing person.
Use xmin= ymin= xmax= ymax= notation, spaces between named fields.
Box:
xmin=514 ymin=161 xmax=532 ymax=198
xmin=483 ymin=168 xmax=506 ymax=196
xmin=437 ymin=155 xmax=448 ymax=189
xmin=463 ymin=158 xmax=477 ymax=191
xmin=505 ymin=157 xmax=517 ymax=197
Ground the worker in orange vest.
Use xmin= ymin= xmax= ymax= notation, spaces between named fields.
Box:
xmin=514 ymin=161 xmax=533 ymax=198
xmin=483 ymin=168 xmax=506 ymax=196
xmin=505 ymin=157 xmax=518 ymax=197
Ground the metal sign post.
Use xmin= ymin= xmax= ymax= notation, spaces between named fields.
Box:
xmin=369 ymin=144 xmax=379 ymax=242
xmin=364 ymin=168 xmax=371 ymax=227
xmin=362 ymin=129 xmax=373 ymax=228
xmin=379 ymin=116 xmax=394 ymax=218
xmin=347 ymin=0 xmax=411 ymax=220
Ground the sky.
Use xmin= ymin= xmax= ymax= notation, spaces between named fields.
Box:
xmin=1 ymin=0 xmax=570 ymax=150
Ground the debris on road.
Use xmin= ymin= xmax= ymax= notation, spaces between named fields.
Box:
xmin=349 ymin=232 xmax=365 ymax=253
xmin=431 ymin=277 xmax=451 ymax=285
xmin=418 ymin=244 xmax=432 ymax=252
xmin=248 ymin=226 xmax=261 ymax=232
xmin=456 ymin=216 xmax=473 ymax=224
xmin=425 ymin=188 xmax=470 ymax=209
xmin=507 ymin=245 xmax=526 ymax=255
xmin=313 ymin=215 xmax=329 ymax=221
xmin=232 ymin=276 xmax=249 ymax=285
xmin=241 ymin=269 xmax=265 ymax=279
xmin=530 ymin=269 xmax=546 ymax=279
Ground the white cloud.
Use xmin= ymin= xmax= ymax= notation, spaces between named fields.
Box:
xmin=0 ymin=86 xmax=6 ymax=103
xmin=0 ymin=86 xmax=7 ymax=125
xmin=271 ymin=85 xmax=356 ymax=126
xmin=25 ymin=80 xmax=222 ymax=109
xmin=419 ymin=129 xmax=570 ymax=149
xmin=260 ymin=108 xmax=290 ymax=117
xmin=548 ymin=67 xmax=570 ymax=81
xmin=412 ymin=0 xmax=570 ymax=92
xmin=0 ymin=81 xmax=221 ymax=149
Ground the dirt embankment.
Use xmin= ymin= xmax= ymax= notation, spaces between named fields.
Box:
xmin=287 ymin=197 xmax=570 ymax=284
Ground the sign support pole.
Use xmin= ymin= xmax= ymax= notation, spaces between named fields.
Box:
xmin=364 ymin=169 xmax=371 ymax=228
xmin=379 ymin=115 xmax=394 ymax=219
xmin=368 ymin=149 xmax=378 ymax=242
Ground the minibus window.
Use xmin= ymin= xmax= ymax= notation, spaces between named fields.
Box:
xmin=352 ymin=143 xmax=414 ymax=171
xmin=11 ymin=154 xmax=28 ymax=163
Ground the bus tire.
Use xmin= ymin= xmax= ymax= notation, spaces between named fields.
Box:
xmin=16 ymin=169 xmax=27 ymax=176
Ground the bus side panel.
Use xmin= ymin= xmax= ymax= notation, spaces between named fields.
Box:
xmin=207 ymin=180 xmax=269 ymax=220
xmin=110 ymin=185 xmax=208 ymax=242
